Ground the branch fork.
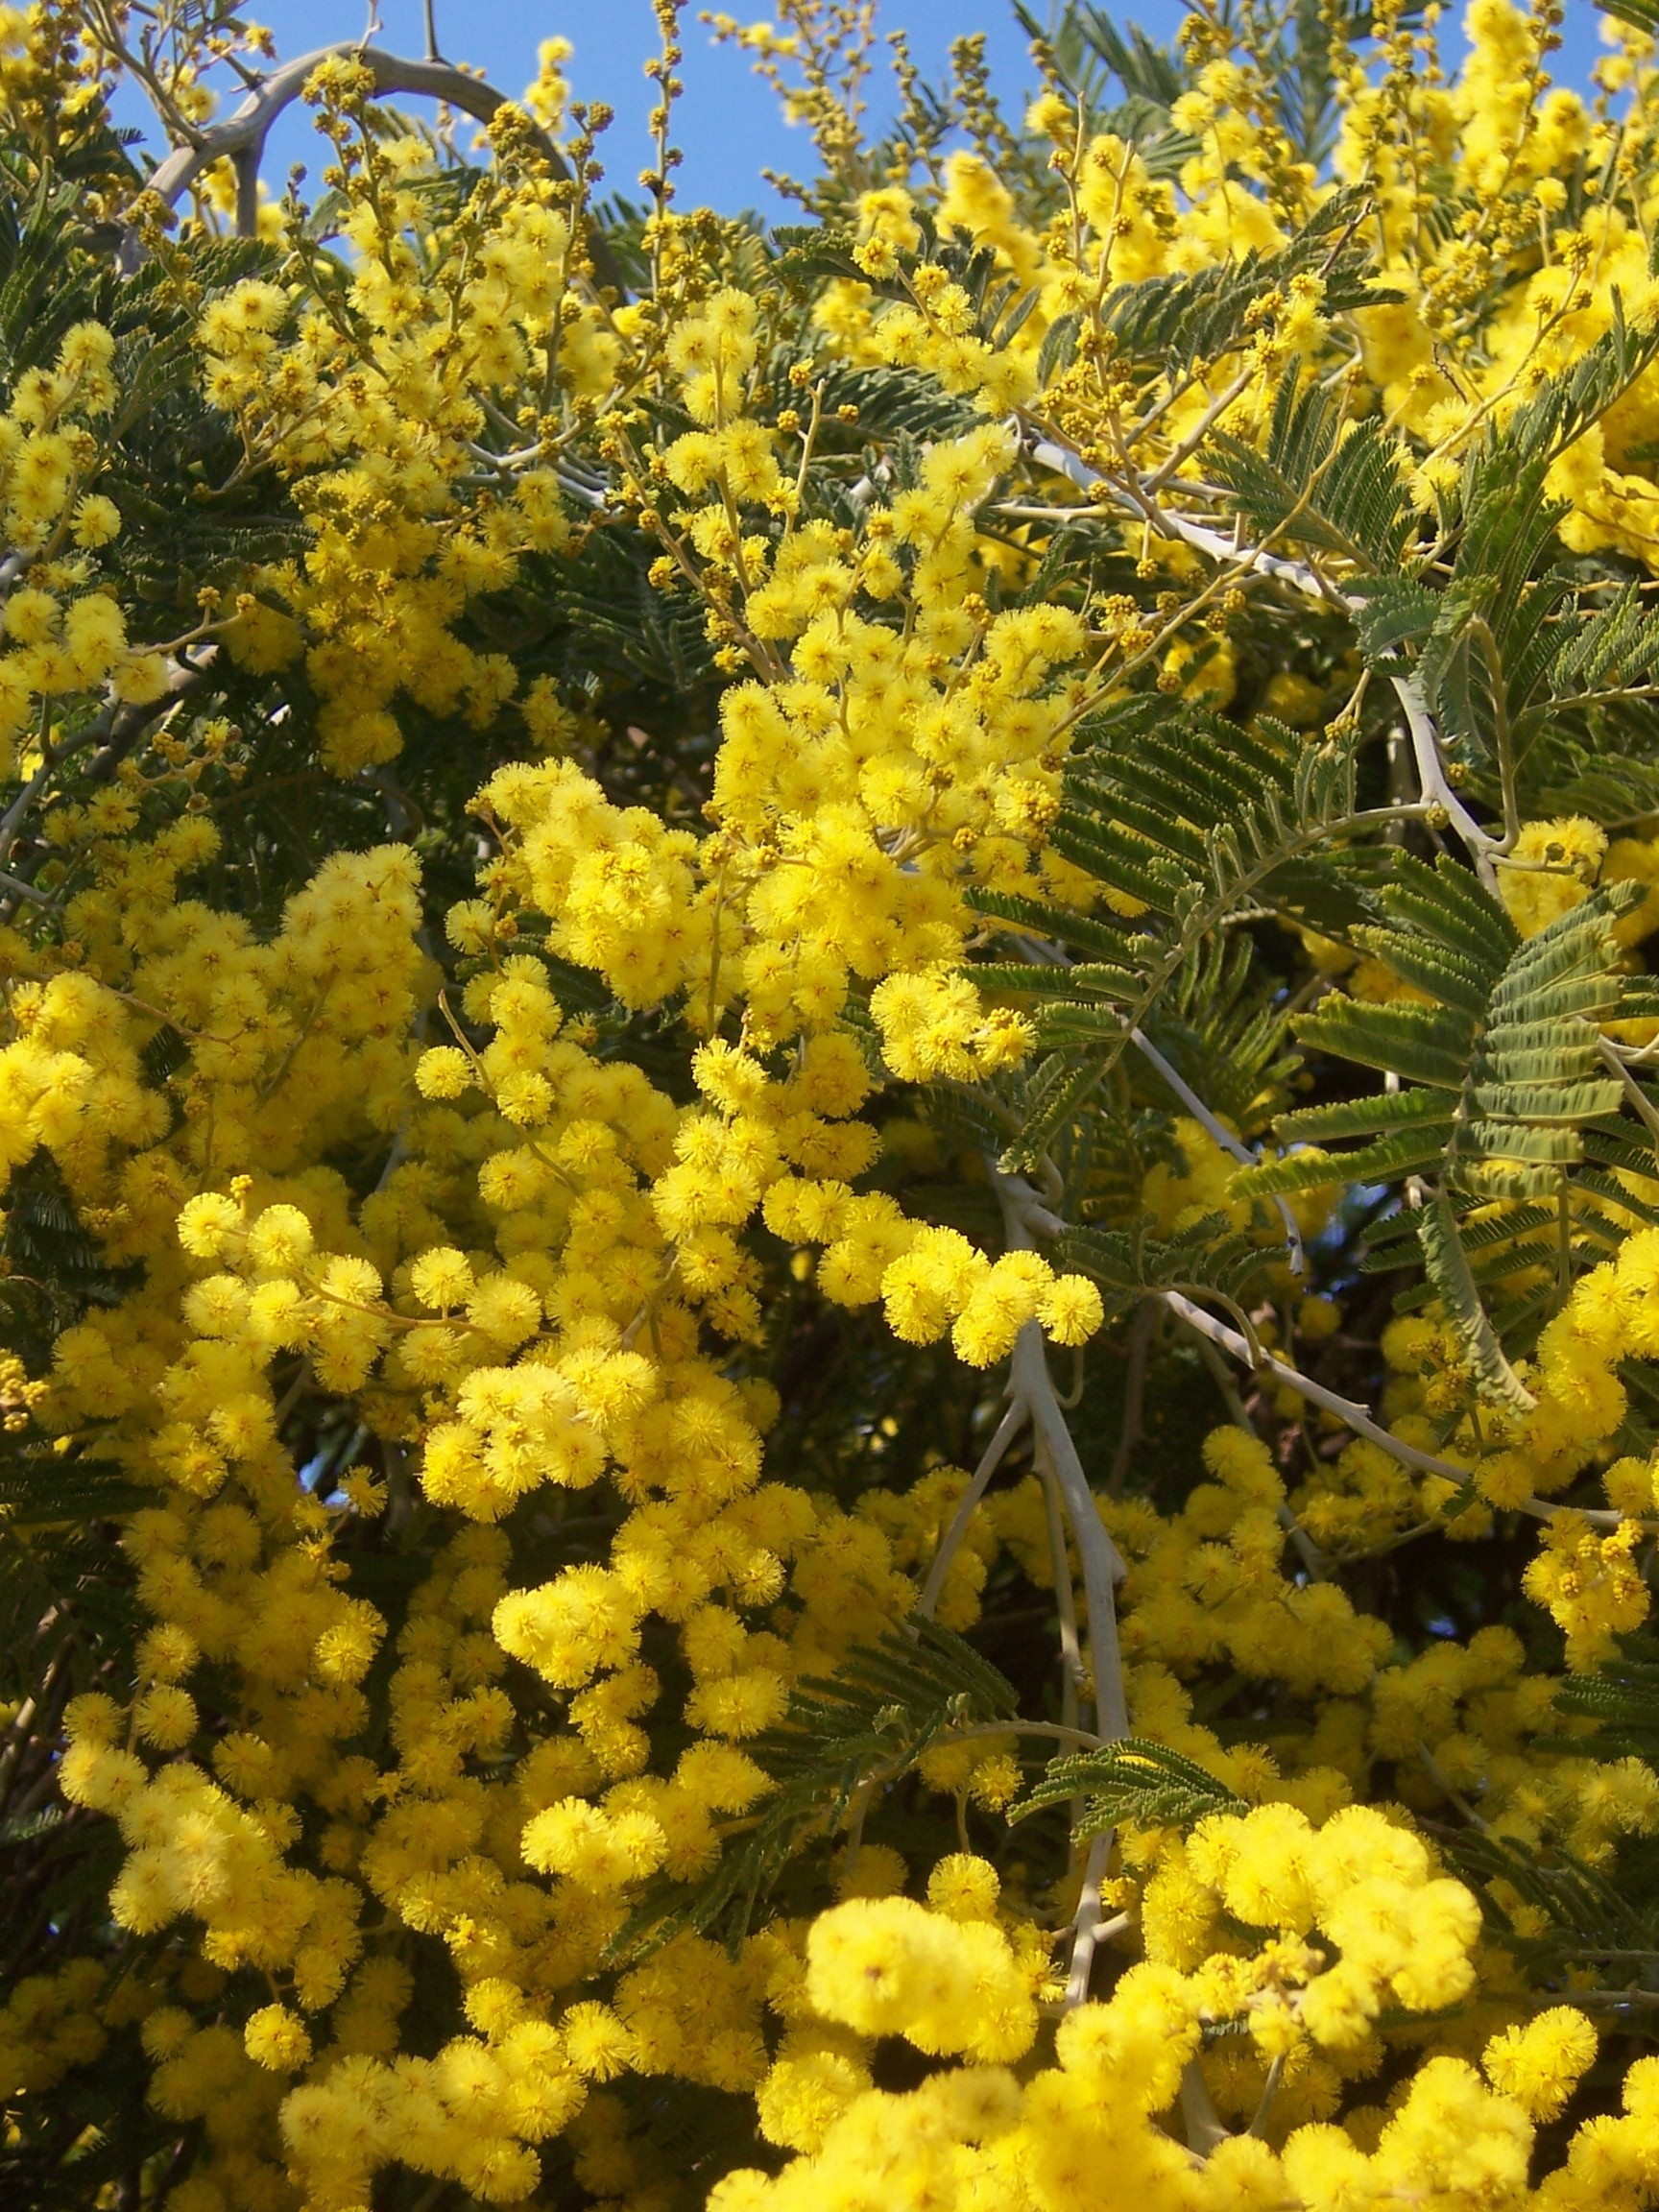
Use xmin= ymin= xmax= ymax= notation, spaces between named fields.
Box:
xmin=143 ymin=45 xmax=577 ymax=237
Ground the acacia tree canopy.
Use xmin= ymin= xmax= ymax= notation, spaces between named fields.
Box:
xmin=9 ymin=2 xmax=1659 ymax=2207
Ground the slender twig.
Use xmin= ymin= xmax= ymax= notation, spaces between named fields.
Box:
xmin=1141 ymin=369 xmax=1255 ymax=494
xmin=839 ymin=1777 xmax=873 ymax=1886
xmin=0 ymin=754 xmax=69 ymax=864
xmin=1181 ymin=2059 xmax=1231 ymax=2155
xmin=0 ymin=658 xmax=214 ymax=921
xmin=1109 ymin=1300 xmax=1156 ymax=1493
xmin=916 ymin=1398 xmax=1028 ymax=1620
xmin=1035 ymin=1423 xmax=1104 ymax=1984
xmin=1462 ymin=613 xmax=1521 ymax=852
xmin=254 ymin=970 xmax=337 ymax=1100
xmin=1391 ymin=664 xmax=1500 ymax=892
xmin=942 ymin=1719 xmax=1106 ymax=1755
xmin=1159 ymin=1286 xmax=1469 ymax=1482
xmin=918 ymin=1201 xmax=1129 ymax=2008
xmin=1182 ymin=1323 xmax=1328 ymax=1580
xmin=1130 ymin=1023 xmax=1304 ymax=1273
xmin=0 ymin=866 xmax=56 ymax=907
xmin=1246 ymin=2053 xmax=1286 ymax=2138
xmin=1600 ymin=1036 xmax=1659 ymax=1155
xmin=993 ymin=920 xmax=1304 ymax=1268
xmin=1418 ymin=1740 xmax=1491 ymax=1831
xmin=1035 ymin=1431 xmax=1086 ymax=1737
xmin=0 ymin=1638 xmax=69 ymax=1816
xmin=1153 ymin=1280 xmax=1656 ymax=1532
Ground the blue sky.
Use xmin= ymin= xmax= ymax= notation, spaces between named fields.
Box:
xmin=125 ymin=0 xmax=1616 ymax=221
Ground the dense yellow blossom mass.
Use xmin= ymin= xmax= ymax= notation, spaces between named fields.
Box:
xmin=12 ymin=0 xmax=1659 ymax=2208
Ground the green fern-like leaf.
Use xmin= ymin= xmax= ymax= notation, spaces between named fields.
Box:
xmin=1208 ymin=371 xmax=1411 ymax=571
xmin=1099 ymin=187 xmax=1398 ymax=370
xmin=1055 ymin=1211 xmax=1274 ymax=1321
xmin=1250 ymin=866 xmax=1642 ymax=1206
xmin=1552 ymin=1635 xmax=1659 ymax=1764
xmin=1055 ymin=698 xmax=1373 ymax=937
xmin=1445 ymin=1824 xmax=1659 ymax=1966
xmin=1419 ymin=1191 xmax=1536 ymax=1412
xmin=611 ymin=1619 xmax=1017 ymax=1958
xmin=1009 ymin=1737 xmax=1245 ymax=1837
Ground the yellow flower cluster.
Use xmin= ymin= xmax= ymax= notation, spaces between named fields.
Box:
xmin=0 ymin=1958 xmax=106 ymax=2097
xmin=0 ymin=317 xmax=184 ymax=774
xmin=15 ymin=2 xmax=1659 ymax=2207
xmin=711 ymin=1891 xmax=1606 ymax=2212
xmin=202 ymin=75 xmax=616 ymax=774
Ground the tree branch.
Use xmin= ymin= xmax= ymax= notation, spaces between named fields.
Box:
xmin=915 ymin=1397 xmax=1028 ymax=1621
xmin=147 ymin=45 xmax=571 ymax=222
xmin=1022 ymin=431 xmax=1501 ymax=889
xmin=1130 ymin=1022 xmax=1304 ymax=1273
xmin=1160 ymin=1287 xmax=1469 ymax=1480
xmin=990 ymin=916 xmax=1305 ymax=1269
xmin=138 ymin=39 xmax=622 ymax=290
xmin=1599 ymin=1035 xmax=1659 ymax=1155
xmin=1159 ymin=1285 xmax=1654 ymax=1531
xmin=990 ymin=1168 xmax=1130 ymax=2007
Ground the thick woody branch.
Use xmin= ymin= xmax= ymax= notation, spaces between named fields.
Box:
xmin=147 ymin=46 xmax=573 ymax=227
xmin=1010 ymin=1307 xmax=1130 ymax=1738
xmin=139 ymin=41 xmax=627 ymax=293
xmin=997 ymin=1174 xmax=1129 ymax=1723
xmin=911 ymin=1191 xmax=1132 ymax=2005
xmin=990 ymin=1169 xmax=1130 ymax=2007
